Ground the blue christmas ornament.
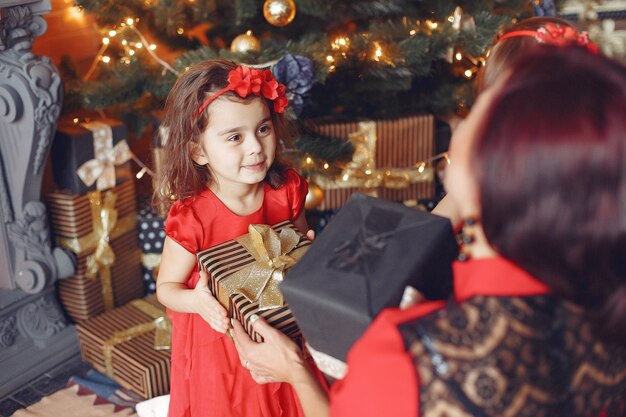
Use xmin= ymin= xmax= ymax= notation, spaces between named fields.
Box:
xmin=273 ymin=54 xmax=314 ymax=116
xmin=533 ymin=0 xmax=557 ymax=17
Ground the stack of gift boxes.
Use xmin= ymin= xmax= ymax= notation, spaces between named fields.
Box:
xmin=47 ymin=119 xmax=170 ymax=399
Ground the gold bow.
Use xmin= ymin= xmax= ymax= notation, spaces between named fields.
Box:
xmin=103 ymin=299 xmax=171 ymax=378
xmin=77 ymin=121 xmax=131 ymax=190
xmin=313 ymin=121 xmax=433 ymax=191
xmin=85 ymin=190 xmax=118 ymax=311
xmin=222 ymin=225 xmax=301 ymax=311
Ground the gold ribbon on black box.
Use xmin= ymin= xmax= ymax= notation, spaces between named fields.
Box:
xmin=57 ymin=189 xmax=137 ymax=311
xmin=102 ymin=299 xmax=172 ymax=378
xmin=198 ymin=221 xmax=311 ymax=343
xmin=78 ymin=121 xmax=132 ymax=190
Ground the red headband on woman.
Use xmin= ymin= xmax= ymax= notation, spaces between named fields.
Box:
xmin=196 ymin=66 xmax=289 ymax=116
xmin=497 ymin=24 xmax=600 ymax=54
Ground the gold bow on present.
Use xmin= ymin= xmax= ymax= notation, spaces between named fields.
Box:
xmin=313 ymin=121 xmax=433 ymax=191
xmin=84 ymin=191 xmax=118 ymax=310
xmin=103 ymin=299 xmax=171 ymax=378
xmin=78 ymin=121 xmax=131 ymax=190
xmin=223 ymin=225 xmax=301 ymax=311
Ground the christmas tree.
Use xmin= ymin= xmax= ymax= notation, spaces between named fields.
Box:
xmin=64 ymin=0 xmax=559 ymax=182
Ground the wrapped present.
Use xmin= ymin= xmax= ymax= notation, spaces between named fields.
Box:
xmin=138 ymin=206 xmax=166 ymax=254
xmin=310 ymin=115 xmax=435 ymax=210
xmin=76 ymin=296 xmax=171 ymax=399
xmin=51 ymin=118 xmax=132 ymax=195
xmin=197 ymin=221 xmax=311 ymax=343
xmin=142 ymin=265 xmax=159 ymax=294
xmin=47 ymin=180 xmax=144 ymax=321
xmin=281 ymin=193 xmax=458 ymax=378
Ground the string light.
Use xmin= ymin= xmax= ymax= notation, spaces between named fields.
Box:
xmin=464 ymin=69 xmax=473 ymax=78
xmin=101 ymin=56 xmax=111 ymax=63
xmin=331 ymin=36 xmax=350 ymax=50
xmin=455 ymin=52 xmax=462 ymax=61
xmin=108 ymin=30 xmax=117 ymax=37
xmin=409 ymin=29 xmax=417 ymax=36
xmin=373 ymin=41 xmax=383 ymax=61
xmin=136 ymin=166 xmax=148 ymax=179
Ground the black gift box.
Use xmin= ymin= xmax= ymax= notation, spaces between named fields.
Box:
xmin=281 ymin=193 xmax=458 ymax=369
xmin=51 ymin=119 xmax=132 ymax=195
xmin=137 ymin=206 xmax=166 ymax=254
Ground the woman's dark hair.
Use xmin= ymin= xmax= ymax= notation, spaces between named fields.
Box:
xmin=474 ymin=17 xmax=577 ymax=96
xmin=474 ymin=46 xmax=626 ymax=344
xmin=154 ymin=59 xmax=293 ymax=211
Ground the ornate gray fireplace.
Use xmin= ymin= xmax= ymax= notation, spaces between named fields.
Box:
xmin=0 ymin=0 xmax=79 ymax=396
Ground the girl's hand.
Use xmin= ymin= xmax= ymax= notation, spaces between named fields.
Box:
xmin=194 ymin=270 xmax=229 ymax=333
xmin=306 ymin=229 xmax=315 ymax=241
xmin=231 ymin=316 xmax=306 ymax=384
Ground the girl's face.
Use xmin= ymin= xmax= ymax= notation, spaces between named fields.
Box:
xmin=193 ymin=96 xmax=277 ymax=190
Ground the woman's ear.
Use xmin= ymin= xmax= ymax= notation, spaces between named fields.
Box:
xmin=189 ymin=142 xmax=208 ymax=165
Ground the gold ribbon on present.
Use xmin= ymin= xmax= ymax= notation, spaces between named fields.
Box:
xmin=141 ymin=253 xmax=162 ymax=269
xmin=85 ymin=191 xmax=117 ymax=311
xmin=77 ymin=121 xmax=131 ymax=190
xmin=221 ymin=225 xmax=301 ymax=311
xmin=102 ymin=299 xmax=171 ymax=378
xmin=312 ymin=121 xmax=433 ymax=191
xmin=56 ymin=189 xmax=137 ymax=311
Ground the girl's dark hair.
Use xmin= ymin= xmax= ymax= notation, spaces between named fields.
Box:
xmin=474 ymin=46 xmax=626 ymax=345
xmin=474 ymin=17 xmax=576 ymax=96
xmin=154 ymin=59 xmax=293 ymax=211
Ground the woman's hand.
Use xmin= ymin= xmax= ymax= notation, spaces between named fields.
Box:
xmin=194 ymin=270 xmax=229 ymax=333
xmin=231 ymin=316 xmax=306 ymax=384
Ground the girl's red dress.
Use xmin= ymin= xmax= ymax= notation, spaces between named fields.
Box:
xmin=164 ymin=169 xmax=308 ymax=417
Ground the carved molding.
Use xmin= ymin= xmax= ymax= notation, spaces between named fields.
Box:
xmin=7 ymin=201 xmax=56 ymax=291
xmin=16 ymin=292 xmax=66 ymax=343
xmin=0 ymin=0 xmax=73 ymax=291
xmin=0 ymin=314 xmax=17 ymax=348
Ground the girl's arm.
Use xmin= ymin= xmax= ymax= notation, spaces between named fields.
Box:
xmin=156 ymin=237 xmax=229 ymax=333
xmin=231 ymin=318 xmax=329 ymax=417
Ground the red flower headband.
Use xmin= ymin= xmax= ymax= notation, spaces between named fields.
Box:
xmin=497 ymin=24 xmax=599 ymax=54
xmin=196 ymin=66 xmax=289 ymax=116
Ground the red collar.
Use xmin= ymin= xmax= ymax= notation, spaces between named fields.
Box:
xmin=453 ymin=257 xmax=551 ymax=302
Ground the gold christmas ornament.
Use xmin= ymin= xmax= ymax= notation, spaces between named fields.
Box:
xmin=305 ymin=181 xmax=324 ymax=210
xmin=263 ymin=0 xmax=296 ymax=27
xmin=230 ymin=30 xmax=261 ymax=53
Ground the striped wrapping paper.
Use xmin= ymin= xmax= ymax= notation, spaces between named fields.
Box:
xmin=47 ymin=180 xmax=144 ymax=321
xmin=197 ymin=221 xmax=310 ymax=344
xmin=75 ymin=296 xmax=170 ymax=399
xmin=311 ymin=115 xmax=435 ymax=210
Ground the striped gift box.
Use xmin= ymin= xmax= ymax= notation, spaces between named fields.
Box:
xmin=76 ymin=296 xmax=170 ymax=399
xmin=197 ymin=221 xmax=311 ymax=343
xmin=311 ymin=115 xmax=435 ymax=210
xmin=47 ymin=180 xmax=144 ymax=321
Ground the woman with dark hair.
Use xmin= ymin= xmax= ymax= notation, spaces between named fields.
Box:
xmin=231 ymin=45 xmax=626 ymax=416
xmin=433 ymin=16 xmax=596 ymax=227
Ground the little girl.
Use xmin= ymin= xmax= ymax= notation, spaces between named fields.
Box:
xmin=155 ymin=59 xmax=309 ymax=417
